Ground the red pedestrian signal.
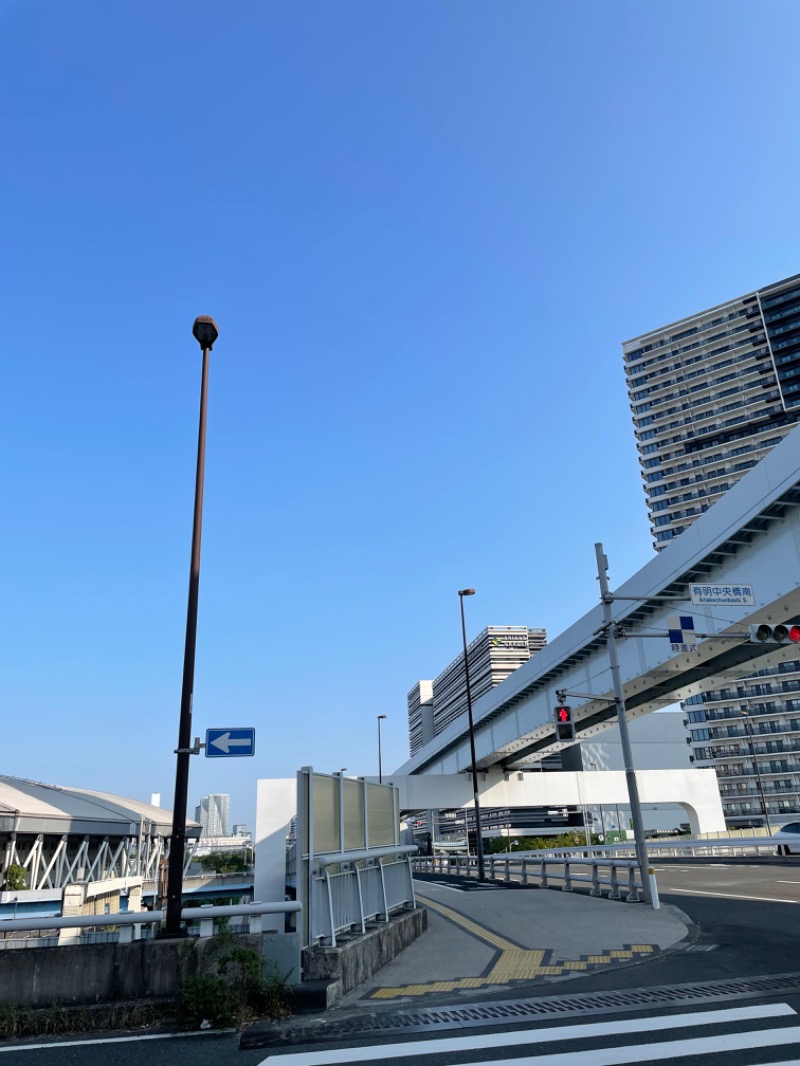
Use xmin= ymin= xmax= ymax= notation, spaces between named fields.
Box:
xmin=554 ymin=705 xmax=575 ymax=741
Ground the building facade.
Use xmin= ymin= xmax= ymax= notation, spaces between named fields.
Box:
xmin=196 ymin=793 xmax=230 ymax=838
xmin=623 ymin=273 xmax=800 ymax=551
xmin=407 ymin=627 xmax=547 ymax=756
xmin=623 ymin=272 xmax=800 ymax=826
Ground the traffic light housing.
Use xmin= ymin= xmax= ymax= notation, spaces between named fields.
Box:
xmin=554 ymin=705 xmax=575 ymax=742
xmin=748 ymin=624 xmax=800 ymax=644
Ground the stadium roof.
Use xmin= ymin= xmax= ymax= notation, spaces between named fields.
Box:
xmin=0 ymin=776 xmax=199 ymax=837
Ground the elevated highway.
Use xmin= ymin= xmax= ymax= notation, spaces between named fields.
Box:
xmin=396 ymin=429 xmax=800 ymax=778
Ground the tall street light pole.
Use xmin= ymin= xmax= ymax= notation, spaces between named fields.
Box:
xmin=377 ymin=714 xmax=387 ymax=783
xmin=595 ymin=544 xmax=652 ymax=906
xmin=165 ymin=316 xmax=219 ymax=938
xmin=458 ymin=588 xmax=486 ymax=882
xmin=741 ymin=710 xmax=773 ymax=834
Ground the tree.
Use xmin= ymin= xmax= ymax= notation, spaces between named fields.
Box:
xmin=198 ymin=852 xmax=250 ymax=874
xmin=2 ymin=864 xmax=26 ymax=891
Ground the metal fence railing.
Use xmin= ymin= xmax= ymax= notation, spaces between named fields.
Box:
xmin=412 ymin=852 xmax=646 ymax=903
xmin=295 ymin=768 xmax=417 ymax=947
xmin=0 ymin=900 xmax=300 ymax=949
xmin=310 ymin=847 xmax=418 ymax=946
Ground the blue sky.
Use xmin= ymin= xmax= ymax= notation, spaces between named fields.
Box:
xmin=3 ymin=1 xmax=800 ymax=828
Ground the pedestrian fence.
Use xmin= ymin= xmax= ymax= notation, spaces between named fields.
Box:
xmin=0 ymin=900 xmax=300 ymax=949
xmin=412 ymin=852 xmax=646 ymax=902
xmin=310 ymin=845 xmax=418 ymax=947
xmin=414 ymin=833 xmax=790 ymax=901
xmin=295 ymin=769 xmax=418 ymax=947
xmin=588 ymin=836 xmax=783 ymax=859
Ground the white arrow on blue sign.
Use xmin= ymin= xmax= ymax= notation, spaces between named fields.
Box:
xmin=205 ymin=727 xmax=256 ymax=758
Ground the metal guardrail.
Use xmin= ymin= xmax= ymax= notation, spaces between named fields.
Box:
xmin=0 ymin=900 xmax=300 ymax=949
xmin=413 ymin=853 xmax=646 ymax=902
xmin=311 ymin=848 xmax=417 ymax=946
xmin=525 ymin=836 xmax=785 ymax=860
xmin=414 ymin=835 xmax=789 ymax=902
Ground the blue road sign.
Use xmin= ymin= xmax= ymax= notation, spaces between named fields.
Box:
xmin=205 ymin=727 xmax=256 ymax=758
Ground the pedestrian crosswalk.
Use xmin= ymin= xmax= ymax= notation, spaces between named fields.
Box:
xmin=258 ymin=1002 xmax=800 ymax=1065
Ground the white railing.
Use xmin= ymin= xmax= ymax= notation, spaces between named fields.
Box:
xmin=310 ymin=846 xmax=417 ymax=946
xmin=612 ymin=837 xmax=782 ymax=859
xmin=520 ymin=836 xmax=785 ymax=861
xmin=414 ymin=835 xmax=789 ymax=899
xmin=0 ymin=900 xmax=300 ymax=948
xmin=413 ymin=853 xmax=645 ymax=902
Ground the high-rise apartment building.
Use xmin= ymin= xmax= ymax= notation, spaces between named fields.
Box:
xmin=623 ymin=272 xmax=800 ymax=826
xmin=196 ymin=793 xmax=230 ymax=837
xmin=623 ymin=273 xmax=800 ymax=550
xmin=407 ymin=626 xmax=547 ymax=756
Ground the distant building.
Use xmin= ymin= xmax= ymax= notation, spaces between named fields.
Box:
xmin=193 ymin=833 xmax=252 ymax=858
xmin=232 ymin=824 xmax=249 ymax=837
xmin=623 ymin=273 xmax=800 ymax=550
xmin=407 ymin=627 xmax=547 ymax=755
xmin=623 ymin=273 xmax=800 ymax=826
xmin=196 ymin=794 xmax=230 ymax=838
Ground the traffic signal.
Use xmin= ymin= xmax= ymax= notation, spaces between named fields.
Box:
xmin=554 ymin=705 xmax=575 ymax=742
xmin=748 ymin=624 xmax=800 ymax=644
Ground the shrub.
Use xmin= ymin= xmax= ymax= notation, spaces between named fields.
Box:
xmin=177 ymin=941 xmax=290 ymax=1029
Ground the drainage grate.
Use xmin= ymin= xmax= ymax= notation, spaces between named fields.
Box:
xmin=241 ymin=972 xmax=800 ymax=1049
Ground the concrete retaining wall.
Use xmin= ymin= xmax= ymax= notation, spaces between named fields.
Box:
xmin=0 ymin=933 xmax=264 ymax=1008
xmin=0 ymin=910 xmax=426 ymax=1010
xmin=301 ymin=907 xmax=427 ymax=1005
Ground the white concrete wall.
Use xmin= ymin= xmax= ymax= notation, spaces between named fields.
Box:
xmin=382 ymin=767 xmax=726 ymax=835
xmin=578 ymin=709 xmax=691 ymax=832
xmin=253 ymin=778 xmax=296 ymax=933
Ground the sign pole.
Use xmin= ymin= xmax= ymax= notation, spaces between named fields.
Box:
xmin=595 ymin=543 xmax=652 ymax=906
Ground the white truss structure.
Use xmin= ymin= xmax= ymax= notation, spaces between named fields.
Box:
xmin=1 ymin=829 xmax=198 ymax=891
xmin=0 ymin=778 xmax=200 ymax=891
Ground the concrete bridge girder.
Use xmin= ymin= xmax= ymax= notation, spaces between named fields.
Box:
xmin=397 ymin=431 xmax=800 ymax=779
xmin=386 ymin=769 xmax=726 ymax=836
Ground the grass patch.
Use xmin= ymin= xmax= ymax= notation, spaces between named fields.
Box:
xmin=0 ymin=999 xmax=172 ymax=1039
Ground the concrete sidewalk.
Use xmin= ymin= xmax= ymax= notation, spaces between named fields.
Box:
xmin=336 ymin=875 xmax=691 ymax=1007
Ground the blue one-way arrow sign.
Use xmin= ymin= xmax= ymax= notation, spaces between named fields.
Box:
xmin=205 ymin=727 xmax=256 ymax=758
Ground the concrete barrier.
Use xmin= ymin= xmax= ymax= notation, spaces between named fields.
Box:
xmin=301 ymin=907 xmax=427 ymax=1006
xmin=0 ymin=933 xmax=268 ymax=1008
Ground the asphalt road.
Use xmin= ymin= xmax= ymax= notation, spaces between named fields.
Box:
xmin=9 ymin=857 xmax=800 ymax=1065
xmin=529 ymin=854 xmax=800 ymax=994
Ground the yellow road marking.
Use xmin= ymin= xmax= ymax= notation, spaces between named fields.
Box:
xmin=369 ymin=894 xmax=657 ymax=999
xmin=415 ymin=893 xmax=518 ymax=952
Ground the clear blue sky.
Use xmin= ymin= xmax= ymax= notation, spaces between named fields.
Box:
xmin=3 ymin=1 xmax=800 ymax=828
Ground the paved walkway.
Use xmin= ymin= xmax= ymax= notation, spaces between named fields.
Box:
xmin=337 ymin=875 xmax=690 ymax=1006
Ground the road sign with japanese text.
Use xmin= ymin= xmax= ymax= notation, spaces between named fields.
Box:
xmin=689 ymin=583 xmax=755 ymax=607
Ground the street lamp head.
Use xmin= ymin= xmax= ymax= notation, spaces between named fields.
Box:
xmin=192 ymin=316 xmax=219 ymax=351
xmin=377 ymin=714 xmax=387 ymax=720
xmin=458 ymin=588 xmax=476 ymax=597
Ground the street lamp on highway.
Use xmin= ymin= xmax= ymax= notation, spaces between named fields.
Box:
xmin=377 ymin=714 xmax=387 ymax=783
xmin=458 ymin=588 xmax=486 ymax=882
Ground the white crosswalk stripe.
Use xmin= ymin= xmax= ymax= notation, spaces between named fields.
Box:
xmin=259 ymin=1002 xmax=800 ymax=1066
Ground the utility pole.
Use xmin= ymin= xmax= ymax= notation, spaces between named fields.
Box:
xmin=741 ymin=710 xmax=774 ymax=834
xmin=596 ymin=543 xmax=653 ymax=905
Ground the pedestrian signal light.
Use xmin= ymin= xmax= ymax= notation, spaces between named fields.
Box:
xmin=554 ymin=705 xmax=575 ymax=742
xmin=749 ymin=624 xmax=800 ymax=644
